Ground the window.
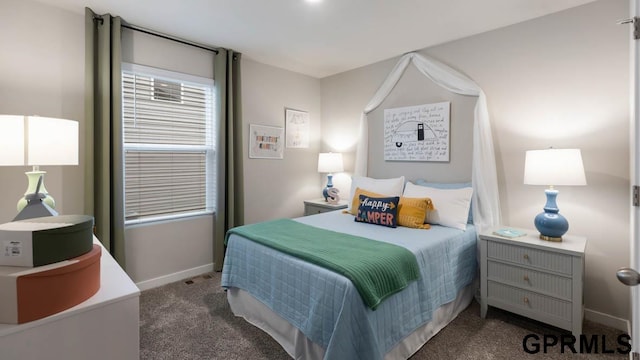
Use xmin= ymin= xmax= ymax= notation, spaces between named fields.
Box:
xmin=122 ymin=63 xmax=215 ymax=224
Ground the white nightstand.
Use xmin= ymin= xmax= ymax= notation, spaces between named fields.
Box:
xmin=479 ymin=227 xmax=587 ymax=336
xmin=303 ymin=198 xmax=348 ymax=216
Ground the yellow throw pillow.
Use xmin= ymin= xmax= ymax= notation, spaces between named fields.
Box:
xmin=347 ymin=187 xmax=386 ymax=215
xmin=397 ymin=197 xmax=434 ymax=229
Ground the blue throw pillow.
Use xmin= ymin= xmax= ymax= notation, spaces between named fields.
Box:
xmin=355 ymin=195 xmax=399 ymax=228
xmin=414 ymin=180 xmax=474 ymax=224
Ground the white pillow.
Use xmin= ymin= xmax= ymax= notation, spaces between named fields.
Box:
xmin=403 ymin=181 xmax=473 ymax=231
xmin=348 ymin=176 xmax=405 ymax=211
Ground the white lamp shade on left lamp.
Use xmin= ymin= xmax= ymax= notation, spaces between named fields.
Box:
xmin=317 ymin=152 xmax=344 ymax=174
xmin=0 ymin=115 xmax=79 ymax=216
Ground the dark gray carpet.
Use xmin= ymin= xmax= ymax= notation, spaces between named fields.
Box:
xmin=140 ymin=272 xmax=628 ymax=359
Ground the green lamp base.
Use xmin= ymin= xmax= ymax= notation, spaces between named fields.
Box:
xmin=17 ymin=170 xmax=55 ymax=212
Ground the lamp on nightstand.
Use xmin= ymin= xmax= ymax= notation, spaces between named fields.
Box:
xmin=0 ymin=115 xmax=79 ymax=220
xmin=524 ymin=148 xmax=586 ymax=242
xmin=317 ymin=152 xmax=343 ymax=202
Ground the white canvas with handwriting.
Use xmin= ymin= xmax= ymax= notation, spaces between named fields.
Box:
xmin=384 ymin=102 xmax=450 ymax=162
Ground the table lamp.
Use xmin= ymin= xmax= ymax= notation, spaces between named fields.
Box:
xmin=317 ymin=152 xmax=343 ymax=201
xmin=0 ymin=115 xmax=79 ymax=218
xmin=524 ymin=148 xmax=586 ymax=241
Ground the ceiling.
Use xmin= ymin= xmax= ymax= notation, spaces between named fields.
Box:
xmin=34 ymin=0 xmax=597 ymax=78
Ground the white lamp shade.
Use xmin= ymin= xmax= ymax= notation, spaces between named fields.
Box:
xmin=27 ymin=116 xmax=79 ymax=165
xmin=0 ymin=115 xmax=78 ymax=166
xmin=0 ymin=115 xmax=26 ymax=165
xmin=317 ymin=152 xmax=344 ymax=173
xmin=524 ymin=148 xmax=587 ymax=186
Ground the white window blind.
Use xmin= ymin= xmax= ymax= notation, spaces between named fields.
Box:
xmin=122 ymin=64 xmax=215 ymax=224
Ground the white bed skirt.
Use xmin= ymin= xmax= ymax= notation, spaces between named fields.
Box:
xmin=227 ymin=282 xmax=475 ymax=360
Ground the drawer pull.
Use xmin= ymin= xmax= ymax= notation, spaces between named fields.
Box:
xmin=523 ymin=254 xmax=529 ymax=260
xmin=523 ymin=297 xmax=529 ymax=304
xmin=523 ymin=275 xmax=530 ymax=282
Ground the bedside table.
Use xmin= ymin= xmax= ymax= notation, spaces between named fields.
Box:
xmin=479 ymin=227 xmax=587 ymax=336
xmin=304 ymin=199 xmax=347 ymax=216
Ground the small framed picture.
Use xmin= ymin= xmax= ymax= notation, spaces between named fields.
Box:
xmin=285 ymin=108 xmax=310 ymax=148
xmin=249 ymin=124 xmax=284 ymax=159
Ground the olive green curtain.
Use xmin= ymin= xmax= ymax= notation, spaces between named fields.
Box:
xmin=84 ymin=8 xmax=126 ymax=268
xmin=214 ymin=49 xmax=244 ymax=271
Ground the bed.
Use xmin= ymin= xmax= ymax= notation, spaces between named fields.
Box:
xmin=221 ymin=186 xmax=478 ymax=360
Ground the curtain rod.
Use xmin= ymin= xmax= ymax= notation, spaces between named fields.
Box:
xmin=121 ymin=23 xmax=219 ymax=54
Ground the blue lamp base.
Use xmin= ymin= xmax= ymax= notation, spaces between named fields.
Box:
xmin=322 ymin=174 xmax=334 ymax=202
xmin=534 ymin=188 xmax=568 ymax=242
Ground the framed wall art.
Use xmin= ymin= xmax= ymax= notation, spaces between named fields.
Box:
xmin=383 ymin=101 xmax=450 ymax=162
xmin=249 ymin=124 xmax=284 ymax=159
xmin=285 ymin=108 xmax=310 ymax=148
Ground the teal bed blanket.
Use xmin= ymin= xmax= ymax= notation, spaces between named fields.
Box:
xmin=225 ymin=218 xmax=420 ymax=309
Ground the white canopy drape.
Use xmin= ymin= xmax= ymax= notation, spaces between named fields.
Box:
xmin=354 ymin=52 xmax=501 ymax=231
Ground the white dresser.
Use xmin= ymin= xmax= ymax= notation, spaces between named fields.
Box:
xmin=0 ymin=236 xmax=140 ymax=360
xmin=479 ymin=228 xmax=587 ymax=335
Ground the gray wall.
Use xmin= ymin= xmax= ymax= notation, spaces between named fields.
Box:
xmin=321 ymin=0 xmax=631 ymax=325
xmin=241 ymin=58 xmax=322 ymax=223
xmin=0 ymin=0 xmax=85 ymax=223
xmin=321 ymin=60 xmax=477 ymax=185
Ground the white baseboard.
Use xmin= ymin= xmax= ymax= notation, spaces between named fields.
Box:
xmin=135 ymin=263 xmax=215 ymax=291
xmin=584 ymin=308 xmax=630 ymax=333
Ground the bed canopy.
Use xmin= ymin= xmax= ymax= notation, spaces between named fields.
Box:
xmin=354 ymin=52 xmax=501 ymax=231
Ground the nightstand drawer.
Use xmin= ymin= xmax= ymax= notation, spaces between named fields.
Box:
xmin=303 ymin=199 xmax=348 ymax=216
xmin=306 ymin=207 xmax=330 ymax=215
xmin=487 ymin=261 xmax=571 ymax=300
xmin=487 ymin=281 xmax=572 ymax=322
xmin=487 ymin=241 xmax=572 ymax=275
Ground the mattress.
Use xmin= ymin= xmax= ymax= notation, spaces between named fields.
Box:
xmin=221 ymin=211 xmax=477 ymax=360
